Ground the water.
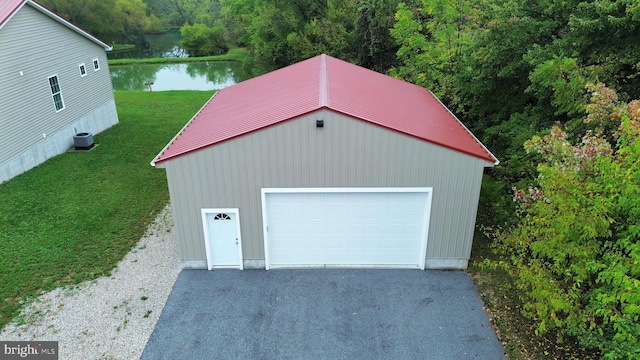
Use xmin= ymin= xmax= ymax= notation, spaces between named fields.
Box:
xmin=110 ymin=61 xmax=249 ymax=91
xmin=108 ymin=30 xmax=251 ymax=91
xmin=108 ymin=30 xmax=186 ymax=59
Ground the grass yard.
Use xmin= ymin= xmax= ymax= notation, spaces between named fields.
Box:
xmin=0 ymin=91 xmax=213 ymax=329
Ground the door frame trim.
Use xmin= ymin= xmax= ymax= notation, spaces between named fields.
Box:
xmin=201 ymin=208 xmax=243 ymax=270
xmin=261 ymin=187 xmax=433 ymax=270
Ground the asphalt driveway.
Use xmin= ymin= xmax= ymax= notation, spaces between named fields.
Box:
xmin=141 ymin=270 xmax=505 ymax=360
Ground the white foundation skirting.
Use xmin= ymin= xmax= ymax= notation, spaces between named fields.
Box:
xmin=0 ymin=100 xmax=118 ymax=184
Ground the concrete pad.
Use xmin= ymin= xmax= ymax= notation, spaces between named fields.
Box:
xmin=141 ymin=270 xmax=505 ymax=360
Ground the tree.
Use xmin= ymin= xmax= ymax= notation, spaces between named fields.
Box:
xmin=454 ymin=0 xmax=640 ymax=171
xmin=180 ymin=23 xmax=227 ymax=56
xmin=243 ymin=0 xmax=332 ymax=69
xmin=356 ymin=0 xmax=403 ymax=72
xmin=285 ymin=0 xmax=358 ymax=63
xmin=39 ymin=0 xmax=120 ymax=40
xmin=146 ymin=0 xmax=220 ymax=26
xmin=218 ymin=0 xmax=257 ymax=45
xmin=390 ymin=0 xmax=481 ymax=105
xmin=38 ymin=0 xmax=155 ymax=42
xmin=488 ymin=85 xmax=640 ymax=359
xmin=115 ymin=0 xmax=151 ymax=39
xmin=219 ymin=0 xmax=359 ymax=72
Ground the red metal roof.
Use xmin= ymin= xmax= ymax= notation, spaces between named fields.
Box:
xmin=0 ymin=0 xmax=24 ymax=28
xmin=153 ymin=54 xmax=498 ymax=165
xmin=0 ymin=0 xmax=111 ymax=50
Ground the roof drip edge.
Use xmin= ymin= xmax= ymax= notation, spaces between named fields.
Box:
xmin=151 ymin=92 xmax=220 ymax=166
xmin=28 ymin=1 xmax=112 ymax=50
xmin=427 ymin=90 xmax=499 ymax=166
xmin=0 ymin=0 xmax=25 ymax=30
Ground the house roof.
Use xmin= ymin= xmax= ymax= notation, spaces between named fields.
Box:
xmin=152 ymin=54 xmax=498 ymax=166
xmin=0 ymin=0 xmax=111 ymax=50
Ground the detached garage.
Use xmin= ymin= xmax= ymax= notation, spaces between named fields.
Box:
xmin=151 ymin=54 xmax=498 ymax=270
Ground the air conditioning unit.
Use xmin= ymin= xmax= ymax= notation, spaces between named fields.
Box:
xmin=73 ymin=132 xmax=94 ymax=150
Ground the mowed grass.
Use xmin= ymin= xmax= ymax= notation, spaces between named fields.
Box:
xmin=108 ymin=47 xmax=249 ymax=66
xmin=0 ymin=90 xmax=214 ymax=329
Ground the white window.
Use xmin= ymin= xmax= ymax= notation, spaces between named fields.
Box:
xmin=79 ymin=63 xmax=87 ymax=77
xmin=48 ymin=75 xmax=65 ymax=112
xmin=92 ymin=58 xmax=100 ymax=71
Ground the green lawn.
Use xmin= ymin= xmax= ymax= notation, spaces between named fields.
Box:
xmin=0 ymin=91 xmax=214 ymax=329
xmin=108 ymin=47 xmax=249 ymax=66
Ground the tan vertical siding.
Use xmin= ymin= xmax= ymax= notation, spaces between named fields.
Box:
xmin=0 ymin=4 xmax=115 ymax=164
xmin=162 ymin=109 xmax=489 ymax=264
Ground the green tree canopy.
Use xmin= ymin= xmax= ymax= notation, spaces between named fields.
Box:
xmin=39 ymin=0 xmax=155 ymax=42
xmin=461 ymin=0 xmax=640 ymax=166
xmin=356 ymin=0 xmax=403 ymax=72
xmin=180 ymin=22 xmax=228 ymax=56
xmin=219 ymin=0 xmax=406 ymax=73
xmin=390 ymin=0 xmax=480 ymax=103
xmin=488 ymin=85 xmax=640 ymax=359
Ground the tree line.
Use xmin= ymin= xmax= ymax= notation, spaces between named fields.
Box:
xmin=38 ymin=0 xmax=162 ymax=43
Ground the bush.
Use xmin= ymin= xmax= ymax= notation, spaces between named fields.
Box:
xmin=180 ymin=23 xmax=228 ymax=57
xmin=146 ymin=14 xmax=166 ymax=34
xmin=477 ymin=173 xmax=517 ymax=229
xmin=487 ymin=84 xmax=640 ymax=359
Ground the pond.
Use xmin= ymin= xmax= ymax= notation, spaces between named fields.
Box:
xmin=108 ymin=30 xmax=186 ymax=59
xmin=109 ymin=30 xmax=251 ymax=91
xmin=110 ymin=61 xmax=250 ymax=91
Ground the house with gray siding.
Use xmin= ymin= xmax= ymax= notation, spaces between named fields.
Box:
xmin=152 ymin=54 xmax=498 ymax=270
xmin=0 ymin=0 xmax=118 ymax=184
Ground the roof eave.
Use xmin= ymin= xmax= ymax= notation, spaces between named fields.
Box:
xmin=154 ymin=101 xmax=501 ymax=166
xmin=152 ymin=106 xmax=327 ymax=166
xmin=151 ymin=92 xmax=221 ymax=167
xmin=427 ymin=90 xmax=499 ymax=166
xmin=28 ymin=1 xmax=112 ymax=50
xmin=322 ymin=108 xmax=498 ymax=165
xmin=0 ymin=0 xmax=26 ymax=30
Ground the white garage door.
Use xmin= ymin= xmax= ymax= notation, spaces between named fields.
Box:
xmin=262 ymin=188 xmax=432 ymax=269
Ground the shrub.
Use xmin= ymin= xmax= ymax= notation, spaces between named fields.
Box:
xmin=180 ymin=23 xmax=228 ymax=57
xmin=487 ymin=84 xmax=640 ymax=359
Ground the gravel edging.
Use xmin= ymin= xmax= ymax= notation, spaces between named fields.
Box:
xmin=0 ymin=204 xmax=180 ymax=360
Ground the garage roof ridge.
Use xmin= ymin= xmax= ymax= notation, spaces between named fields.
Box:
xmin=319 ymin=54 xmax=329 ymax=108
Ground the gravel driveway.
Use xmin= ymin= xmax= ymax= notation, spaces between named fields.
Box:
xmin=142 ymin=269 xmax=506 ymax=360
xmin=0 ymin=205 xmax=180 ymax=360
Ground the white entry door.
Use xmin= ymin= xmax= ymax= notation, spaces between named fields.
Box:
xmin=262 ymin=188 xmax=432 ymax=269
xmin=202 ymin=209 xmax=243 ymax=269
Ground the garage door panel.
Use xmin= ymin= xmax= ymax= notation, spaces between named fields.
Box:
xmin=264 ymin=189 xmax=431 ymax=268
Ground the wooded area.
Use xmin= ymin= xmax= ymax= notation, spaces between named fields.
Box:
xmin=40 ymin=0 xmax=640 ymax=358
